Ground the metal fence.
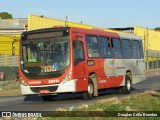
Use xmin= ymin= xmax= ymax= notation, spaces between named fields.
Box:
xmin=147 ymin=50 xmax=160 ymax=69
xmin=0 ymin=54 xmax=18 ymax=80
xmin=0 ymin=54 xmax=18 ymax=66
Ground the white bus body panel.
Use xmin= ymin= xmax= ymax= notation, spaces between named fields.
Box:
xmin=104 ymin=58 xmax=146 ymax=86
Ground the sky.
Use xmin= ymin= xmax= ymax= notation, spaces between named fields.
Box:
xmin=0 ymin=0 xmax=160 ymax=29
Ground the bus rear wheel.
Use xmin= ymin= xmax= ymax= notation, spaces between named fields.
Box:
xmin=121 ymin=75 xmax=132 ymax=94
xmin=82 ymin=79 xmax=94 ymax=100
xmin=41 ymin=95 xmax=53 ymax=101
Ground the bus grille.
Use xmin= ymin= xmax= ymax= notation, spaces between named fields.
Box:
xmin=30 ymin=86 xmax=58 ymax=93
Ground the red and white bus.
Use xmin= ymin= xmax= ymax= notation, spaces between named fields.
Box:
xmin=18 ymin=27 xmax=146 ymax=100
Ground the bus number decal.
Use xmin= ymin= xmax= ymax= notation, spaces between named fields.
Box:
xmin=48 ymin=79 xmax=59 ymax=84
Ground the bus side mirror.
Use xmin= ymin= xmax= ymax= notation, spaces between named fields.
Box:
xmin=12 ymin=41 xmax=15 ymax=56
xmin=12 ymin=46 xmax=15 ymax=56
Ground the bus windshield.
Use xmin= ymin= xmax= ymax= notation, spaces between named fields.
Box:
xmin=20 ymin=38 xmax=70 ymax=79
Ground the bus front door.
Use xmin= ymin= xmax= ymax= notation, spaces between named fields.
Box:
xmin=72 ymin=37 xmax=87 ymax=92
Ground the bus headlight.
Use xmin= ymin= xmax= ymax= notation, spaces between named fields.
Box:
xmin=61 ymin=72 xmax=72 ymax=84
xmin=20 ymin=77 xmax=28 ymax=86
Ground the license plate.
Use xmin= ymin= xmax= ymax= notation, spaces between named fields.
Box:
xmin=40 ymin=89 xmax=49 ymax=94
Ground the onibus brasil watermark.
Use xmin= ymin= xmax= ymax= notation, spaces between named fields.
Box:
xmin=1 ymin=112 xmax=42 ymax=118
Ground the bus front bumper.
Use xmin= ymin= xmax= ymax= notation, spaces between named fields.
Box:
xmin=20 ymin=79 xmax=76 ymax=95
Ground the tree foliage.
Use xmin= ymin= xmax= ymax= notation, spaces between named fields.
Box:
xmin=0 ymin=12 xmax=13 ymax=19
xmin=154 ymin=27 xmax=160 ymax=31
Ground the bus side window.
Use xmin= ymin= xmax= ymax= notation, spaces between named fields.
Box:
xmin=112 ymin=38 xmax=122 ymax=59
xmin=99 ymin=36 xmax=112 ymax=58
xmin=73 ymin=40 xmax=85 ymax=65
xmin=86 ymin=36 xmax=100 ymax=58
xmin=122 ymin=39 xmax=132 ymax=59
xmin=132 ymin=40 xmax=141 ymax=59
xmin=139 ymin=40 xmax=144 ymax=58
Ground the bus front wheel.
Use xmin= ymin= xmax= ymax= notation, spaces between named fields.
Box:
xmin=82 ymin=79 xmax=94 ymax=100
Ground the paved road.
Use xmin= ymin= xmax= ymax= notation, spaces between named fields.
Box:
xmin=0 ymin=75 xmax=159 ymax=111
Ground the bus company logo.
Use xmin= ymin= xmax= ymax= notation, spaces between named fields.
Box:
xmin=2 ymin=112 xmax=11 ymax=117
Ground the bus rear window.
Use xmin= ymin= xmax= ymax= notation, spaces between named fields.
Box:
xmin=122 ymin=39 xmax=132 ymax=59
xmin=112 ymin=38 xmax=122 ymax=59
xmin=132 ymin=40 xmax=141 ymax=59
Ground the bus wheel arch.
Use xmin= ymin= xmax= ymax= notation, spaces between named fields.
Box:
xmin=89 ymin=73 xmax=98 ymax=97
xmin=126 ymin=70 xmax=132 ymax=81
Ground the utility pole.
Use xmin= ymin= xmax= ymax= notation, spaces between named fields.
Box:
xmin=144 ymin=31 xmax=147 ymax=69
xmin=144 ymin=31 xmax=146 ymax=57
xmin=146 ymin=27 xmax=149 ymax=69
xmin=65 ymin=16 xmax=68 ymax=27
xmin=144 ymin=27 xmax=149 ymax=69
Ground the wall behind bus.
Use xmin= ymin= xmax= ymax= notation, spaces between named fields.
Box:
xmin=134 ymin=26 xmax=160 ymax=51
xmin=0 ymin=35 xmax=20 ymax=80
xmin=28 ymin=14 xmax=118 ymax=33
xmin=0 ymin=35 xmax=20 ymax=55
xmin=134 ymin=26 xmax=160 ymax=69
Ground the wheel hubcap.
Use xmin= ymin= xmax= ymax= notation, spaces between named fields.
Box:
xmin=127 ymin=80 xmax=131 ymax=91
xmin=88 ymin=83 xmax=93 ymax=96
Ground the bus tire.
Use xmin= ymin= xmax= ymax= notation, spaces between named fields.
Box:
xmin=121 ymin=75 xmax=132 ymax=94
xmin=82 ymin=79 xmax=94 ymax=100
xmin=41 ymin=95 xmax=53 ymax=101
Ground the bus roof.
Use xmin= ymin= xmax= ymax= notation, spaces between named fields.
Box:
xmin=119 ymin=33 xmax=142 ymax=40
xmin=23 ymin=26 xmax=142 ymax=40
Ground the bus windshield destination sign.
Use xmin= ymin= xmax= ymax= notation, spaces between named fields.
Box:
xmin=27 ymin=31 xmax=63 ymax=39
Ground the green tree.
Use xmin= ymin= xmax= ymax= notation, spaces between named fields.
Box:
xmin=0 ymin=12 xmax=13 ymax=19
xmin=154 ymin=27 xmax=160 ymax=31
